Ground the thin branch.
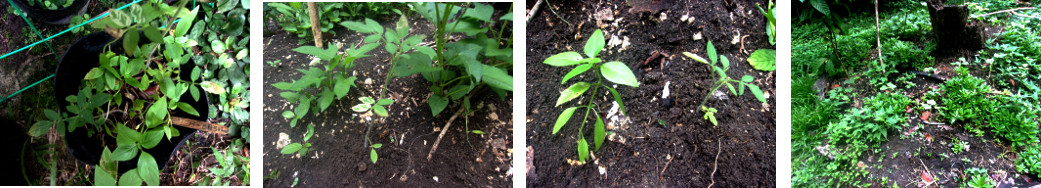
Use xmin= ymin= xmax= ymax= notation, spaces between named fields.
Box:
xmin=526 ymin=0 xmax=544 ymax=24
xmin=427 ymin=107 xmax=466 ymax=160
xmin=708 ymin=139 xmax=722 ymax=188
xmin=971 ymin=7 xmax=1036 ymax=18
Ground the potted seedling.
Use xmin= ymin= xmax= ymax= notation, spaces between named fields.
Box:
xmin=10 ymin=0 xmax=90 ymax=24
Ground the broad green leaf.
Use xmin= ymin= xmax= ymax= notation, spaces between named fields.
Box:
xmin=317 ymin=90 xmax=334 ymax=112
xmin=747 ymin=83 xmax=768 ymax=103
xmin=810 ymin=0 xmax=830 ymax=15
xmin=429 ymin=94 xmax=449 ymax=117
xmin=480 ymin=65 xmax=513 ymax=91
xmin=175 ymin=102 xmax=200 ymax=117
xmin=282 ymin=111 xmax=295 ymax=119
xmin=295 ymin=96 xmax=312 ymax=120
xmin=448 ymin=84 xmax=470 ymax=100
xmin=352 ymin=104 xmax=372 ymax=112
xmin=553 ymin=107 xmax=579 ymax=134
xmin=109 ymin=9 xmax=131 ymax=28
xmin=372 ymin=143 xmax=382 ymax=149
xmin=305 ymin=123 xmax=315 ymax=141
xmin=377 ymin=99 xmax=394 ymax=105
xmin=543 ymin=52 xmax=584 ymax=67
xmin=174 ymin=6 xmax=199 ymax=37
xmin=118 ymin=169 xmax=142 ymax=186
xmin=577 ymin=138 xmax=589 ymax=162
xmin=28 ymin=120 xmax=52 ymax=137
xmin=561 ymin=64 xmax=592 ymax=84
xmin=605 ymin=87 xmax=627 ymax=116
xmin=584 ymin=29 xmax=606 ymax=58
xmin=111 ymin=144 xmax=138 ymax=161
xmin=281 ymin=143 xmax=302 ymax=154
xmin=721 ymin=55 xmax=730 ymax=71
xmin=373 ymin=105 xmax=389 ymax=117
xmin=370 ymin=148 xmax=378 ymax=164
xmin=600 ymin=61 xmax=640 ymax=87
xmin=144 ymin=26 xmax=163 ymax=42
xmin=191 ymin=66 xmax=201 ymax=81
xmin=364 ymin=34 xmax=381 ymax=43
xmin=556 ymin=82 xmax=591 ymax=107
xmin=334 ymin=76 xmax=356 ymax=99
xmin=594 ymin=113 xmax=606 ymax=151
xmin=446 ymin=19 xmax=487 ymax=36
xmin=280 ymin=92 xmax=300 ymax=103
xmin=385 ymin=43 xmax=398 ymax=54
xmin=116 ymin=124 xmax=141 ymax=144
xmin=726 ymin=82 xmax=736 ymax=94
xmin=84 ymin=68 xmax=103 ymax=80
xmin=391 ymin=53 xmax=441 ymax=77
xmin=342 ymin=20 xmax=377 ymax=34
xmin=463 ymin=3 xmax=494 ymax=22
xmin=123 ymin=28 xmax=140 ymax=56
xmin=748 ymin=49 xmax=776 ymax=71
xmin=140 ymin=129 xmax=163 ymax=149
xmin=292 ymin=45 xmax=338 ymax=62
xmin=94 ymin=164 xmax=116 ymax=186
xmin=713 ymin=66 xmax=727 ymax=79
xmin=138 ymin=152 xmax=160 ymax=186
xmin=414 ymin=46 xmax=437 ymax=59
xmin=145 ymin=98 xmax=168 ymax=128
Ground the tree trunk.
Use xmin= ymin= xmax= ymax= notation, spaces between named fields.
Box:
xmin=926 ymin=0 xmax=983 ymax=55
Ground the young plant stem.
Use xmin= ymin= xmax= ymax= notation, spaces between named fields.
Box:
xmin=575 ymin=69 xmax=604 ymax=152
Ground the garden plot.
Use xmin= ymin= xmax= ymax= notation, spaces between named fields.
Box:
xmin=526 ymin=0 xmax=776 ymax=186
xmin=792 ymin=1 xmax=1041 ymax=187
xmin=262 ymin=2 xmax=514 ymax=187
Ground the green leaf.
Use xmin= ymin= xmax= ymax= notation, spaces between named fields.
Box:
xmin=281 ymin=143 xmax=302 ymax=154
xmin=748 ymin=49 xmax=776 ymax=71
xmin=189 ymin=85 xmax=200 ymax=102
xmin=577 ymin=138 xmax=589 ymax=162
xmin=175 ymin=102 xmax=200 ymax=117
xmin=414 ymin=46 xmax=437 ymax=59
xmin=305 ymin=123 xmax=315 ymax=141
xmin=334 ymin=76 xmax=356 ymax=99
xmin=377 ymin=99 xmax=394 ymax=106
xmin=543 ymin=52 xmax=584 ymax=67
xmin=360 ymin=97 xmax=376 ymax=104
xmin=742 ymin=75 xmax=755 ymax=82
xmin=280 ymin=92 xmax=300 ymax=103
xmin=109 ymin=9 xmax=131 ymax=28
xmin=372 ymin=143 xmax=382 ymax=149
xmin=138 ymin=152 xmax=160 ymax=186
xmin=145 ymin=98 xmax=168 ymax=128
xmin=370 ymin=148 xmax=378 ymax=164
xmin=174 ymin=6 xmax=199 ymax=37
xmin=84 ymin=68 xmax=104 ymax=80
xmin=747 ymin=83 xmax=768 ymax=103
xmin=28 ymin=120 xmax=52 ymax=137
xmin=556 ymin=82 xmax=591 ymax=107
xmin=463 ymin=3 xmax=494 ymax=22
xmin=713 ymin=66 xmax=727 ymax=79
xmin=292 ymin=45 xmax=339 ymax=61
xmin=317 ymin=90 xmax=334 ymax=112
xmin=140 ymin=129 xmax=163 ymax=149
xmin=480 ymin=65 xmax=513 ymax=91
xmin=721 ymin=55 xmax=730 ymax=71
xmin=471 ymin=130 xmax=486 ymax=134
xmin=683 ymin=52 xmax=709 ymax=64
xmin=385 ymin=43 xmax=398 ymax=54
xmin=200 ymin=81 xmax=226 ymax=95
xmin=707 ymin=40 xmax=717 ymax=64
xmin=352 ymin=104 xmax=372 ymax=112
xmin=726 ymin=82 xmax=736 ymax=94
xmin=553 ymin=107 xmax=579 ymax=134
xmin=600 ymin=61 xmax=640 ymax=87
xmin=118 ymin=169 xmax=142 ymax=186
xmin=373 ymin=105 xmax=389 ymax=117
xmin=123 ymin=28 xmax=139 ymax=56
xmin=341 ymin=20 xmax=378 ymax=34
xmin=429 ymin=94 xmax=449 ymax=117
xmin=211 ymin=40 xmax=226 ymax=53
xmin=143 ymin=26 xmax=163 ymax=42
xmin=585 ymin=29 xmax=606 ymax=58
xmin=809 ymin=0 xmax=830 ymax=15
xmin=295 ymin=96 xmax=312 ymax=120
xmin=594 ymin=113 xmax=606 ymax=151
xmin=282 ymin=111 xmax=295 ymax=119
xmin=94 ymin=164 xmax=116 ymax=186
xmin=116 ymin=124 xmax=141 ymax=144
xmin=364 ymin=34 xmax=381 ymax=43
xmin=111 ymin=144 xmax=138 ymax=161
xmin=604 ymin=86 xmax=627 ymax=116
xmin=562 ymin=64 xmax=592 ymax=84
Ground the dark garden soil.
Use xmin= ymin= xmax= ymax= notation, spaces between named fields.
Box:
xmin=526 ymin=0 xmax=776 ymax=187
xmin=0 ymin=1 xmax=243 ymax=185
xmin=262 ymin=14 xmax=514 ymax=187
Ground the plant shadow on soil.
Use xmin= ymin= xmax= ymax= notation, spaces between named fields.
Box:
xmin=0 ymin=1 xmax=245 ymax=185
xmin=526 ymin=0 xmax=775 ymax=187
xmin=261 ymin=13 xmax=514 ymax=187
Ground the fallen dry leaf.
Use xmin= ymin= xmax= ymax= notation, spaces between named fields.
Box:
xmin=922 ymin=171 xmax=934 ymax=183
xmin=925 ymin=133 xmax=933 ymax=143
xmin=921 ymin=111 xmax=931 ymax=121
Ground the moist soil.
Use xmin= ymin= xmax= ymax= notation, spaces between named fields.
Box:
xmin=262 ymin=13 xmax=513 ymax=187
xmin=526 ymin=0 xmax=776 ymax=187
xmin=0 ymin=1 xmax=244 ymax=185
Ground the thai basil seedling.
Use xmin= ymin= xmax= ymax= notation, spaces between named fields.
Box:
xmin=272 ymin=42 xmax=378 ymax=127
xmin=684 ymin=40 xmax=767 ymax=126
xmin=369 ymin=143 xmax=382 ymax=164
xmin=351 ymin=97 xmax=395 ymax=117
xmin=544 ymin=29 xmax=639 ymax=163
xmin=280 ymin=123 xmax=315 ymax=156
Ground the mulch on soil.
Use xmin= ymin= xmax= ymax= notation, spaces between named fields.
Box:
xmin=261 ymin=13 xmax=513 ymax=187
xmin=526 ymin=0 xmax=776 ymax=187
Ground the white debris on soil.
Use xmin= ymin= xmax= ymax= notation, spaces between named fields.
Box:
xmin=364 ymin=78 xmax=374 ymax=85
xmin=731 ymin=33 xmax=741 ymax=45
xmin=596 ymin=159 xmax=608 ymax=175
xmin=433 ymin=176 xmax=439 ymax=182
xmin=608 ymin=132 xmax=626 ymax=144
xmin=661 ymin=81 xmax=671 ymax=99
xmin=680 ymin=14 xmax=689 ymax=22
xmin=593 ymin=7 xmax=614 ymax=28
xmin=658 ymin=12 xmax=667 ymax=21
xmin=277 ymin=132 xmax=291 ymax=149
xmin=713 ymin=90 xmax=728 ymax=100
xmin=308 ymin=56 xmax=321 ymax=66
xmin=692 ymin=32 xmax=703 ymax=41
xmin=607 ymin=34 xmax=631 ymax=52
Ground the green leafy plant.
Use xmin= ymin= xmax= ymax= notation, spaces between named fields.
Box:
xmin=826 ymin=92 xmax=910 ymax=145
xmin=941 ymin=71 xmax=998 ymax=135
xmin=964 ymin=168 xmax=995 ymax=188
xmin=267 ymin=60 xmax=281 ymax=67
xmin=266 ymin=2 xmax=409 ymax=44
xmin=272 ymin=43 xmax=377 ymax=127
xmin=757 ymin=0 xmax=776 ymax=45
xmin=543 ymin=29 xmax=637 ymax=163
xmin=1017 ymin=145 xmax=1041 ymax=176
xmin=27 ymin=0 xmax=72 ymax=10
xmin=280 ymin=123 xmax=315 ymax=156
xmin=684 ymin=40 xmax=768 ymax=126
xmin=351 ymin=97 xmax=394 ymax=117
xmin=369 ymin=143 xmax=382 ymax=164
xmin=951 ymin=138 xmax=967 ymax=154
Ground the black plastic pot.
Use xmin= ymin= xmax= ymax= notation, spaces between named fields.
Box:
xmin=54 ymin=32 xmax=209 ymax=173
xmin=10 ymin=0 xmax=91 ymax=25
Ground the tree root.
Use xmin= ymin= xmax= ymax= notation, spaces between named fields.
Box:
xmin=426 ymin=107 xmax=466 ymax=160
